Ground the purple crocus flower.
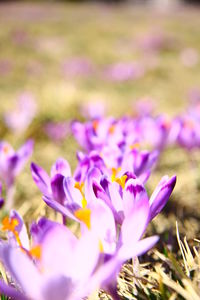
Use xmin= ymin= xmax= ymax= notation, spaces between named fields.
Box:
xmin=0 ymin=211 xmax=158 ymax=300
xmin=31 ymin=158 xmax=71 ymax=205
xmin=4 ymin=92 xmax=37 ymax=134
xmin=62 ymin=57 xmax=94 ymax=78
xmin=0 ymin=140 xmax=34 ymax=209
xmin=71 ymin=117 xmax=125 ymax=152
xmin=91 ymin=170 xmax=176 ymax=225
xmin=44 ymin=121 xmax=69 ymax=143
xmin=174 ymin=115 xmax=200 ymax=151
xmin=2 ymin=210 xmax=29 ymax=250
xmin=103 ymin=62 xmax=145 ymax=82
xmin=180 ymin=48 xmax=199 ymax=68
xmin=80 ymin=100 xmax=106 ymax=120
xmin=0 ymin=219 xmax=100 ymax=300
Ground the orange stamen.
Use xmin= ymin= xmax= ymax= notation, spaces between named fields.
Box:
xmin=109 ymin=124 xmax=115 ymax=135
xmin=29 ymin=245 xmax=42 ymax=260
xmin=74 ymin=182 xmax=87 ymax=208
xmin=74 ymin=208 xmax=91 ymax=229
xmin=92 ymin=120 xmax=99 ymax=132
xmin=2 ymin=217 xmax=22 ymax=248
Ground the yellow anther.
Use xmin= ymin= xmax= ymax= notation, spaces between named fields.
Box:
xmin=129 ymin=142 xmax=140 ymax=150
xmin=92 ymin=120 xmax=99 ymax=132
xmin=74 ymin=182 xmax=88 ymax=208
xmin=74 ymin=208 xmax=91 ymax=229
xmin=29 ymin=245 xmax=42 ymax=260
xmin=109 ymin=124 xmax=115 ymax=135
xmin=2 ymin=217 xmax=22 ymax=247
xmin=2 ymin=144 xmax=12 ymax=155
xmin=99 ymin=240 xmax=104 ymax=253
xmin=111 ymin=167 xmax=121 ymax=182
xmin=115 ymin=175 xmax=127 ymax=189
xmin=74 ymin=182 xmax=84 ymax=197
xmin=81 ymin=197 xmax=87 ymax=209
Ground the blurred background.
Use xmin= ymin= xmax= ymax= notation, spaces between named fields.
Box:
xmin=0 ymin=0 xmax=200 ymax=234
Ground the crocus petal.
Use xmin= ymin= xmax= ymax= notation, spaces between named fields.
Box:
xmin=43 ymin=195 xmax=77 ymax=221
xmin=51 ymin=174 xmax=65 ymax=204
xmin=42 ymin=275 xmax=73 ymax=300
xmin=85 ymin=167 xmax=103 ymax=203
xmin=149 ymin=175 xmax=176 ymax=220
xmin=40 ymin=223 xmax=77 ymax=276
xmin=50 ymin=158 xmax=71 ymax=178
xmin=13 ymin=139 xmax=34 ymax=175
xmin=10 ymin=210 xmax=30 ymax=250
xmin=0 ymin=244 xmax=42 ymax=299
xmin=0 ymin=279 xmax=27 ymax=300
xmin=123 ymin=178 xmax=148 ymax=217
xmin=70 ymin=232 xmax=99 ymax=283
xmin=121 ymin=196 xmax=150 ymax=246
xmin=63 ymin=177 xmax=82 ymax=207
xmin=89 ymin=201 xmax=117 ymax=255
xmin=138 ymin=170 xmax=151 ymax=184
xmin=0 ymin=197 xmax=4 ymax=208
xmin=31 ymin=162 xmax=51 ymax=196
xmin=118 ymin=236 xmax=159 ymax=261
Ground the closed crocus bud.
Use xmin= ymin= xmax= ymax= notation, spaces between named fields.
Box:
xmin=149 ymin=175 xmax=176 ymax=220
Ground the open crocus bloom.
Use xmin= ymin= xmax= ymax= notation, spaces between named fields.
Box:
xmin=0 ymin=209 xmax=158 ymax=300
xmin=90 ymin=169 xmax=176 ymax=225
xmin=0 ymin=219 xmax=100 ymax=300
xmin=31 ymin=158 xmax=71 ymax=208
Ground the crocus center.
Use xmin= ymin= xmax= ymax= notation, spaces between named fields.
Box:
xmin=99 ymin=239 xmax=104 ymax=253
xmin=2 ymin=216 xmax=22 ymax=247
xmin=129 ymin=142 xmax=140 ymax=150
xmin=74 ymin=208 xmax=91 ymax=229
xmin=111 ymin=168 xmax=127 ymax=189
xmin=109 ymin=124 xmax=115 ymax=135
xmin=111 ymin=167 xmax=121 ymax=182
xmin=74 ymin=182 xmax=87 ymax=208
xmin=29 ymin=245 xmax=42 ymax=260
xmin=2 ymin=216 xmax=42 ymax=260
xmin=92 ymin=120 xmax=99 ymax=133
xmin=1 ymin=144 xmax=13 ymax=157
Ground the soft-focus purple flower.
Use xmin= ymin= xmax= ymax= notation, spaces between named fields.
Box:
xmin=4 ymin=92 xmax=37 ymax=134
xmin=11 ymin=29 xmax=29 ymax=45
xmin=133 ymin=97 xmax=155 ymax=117
xmin=137 ymin=30 xmax=171 ymax=54
xmin=137 ymin=115 xmax=172 ymax=150
xmin=0 ymin=59 xmax=13 ymax=76
xmin=44 ymin=121 xmax=69 ymax=143
xmin=81 ymin=100 xmax=106 ymax=120
xmin=180 ymin=48 xmax=199 ymax=68
xmin=0 ymin=140 xmax=34 ymax=209
xmin=71 ymin=117 xmax=124 ymax=151
xmin=175 ymin=115 xmax=200 ymax=150
xmin=103 ymin=62 xmax=145 ymax=82
xmin=62 ymin=57 xmax=94 ymax=78
xmin=188 ymin=88 xmax=200 ymax=106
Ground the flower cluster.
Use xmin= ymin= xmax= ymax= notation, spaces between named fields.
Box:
xmin=0 ymin=104 xmax=178 ymax=300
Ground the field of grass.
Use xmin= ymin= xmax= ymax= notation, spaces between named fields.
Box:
xmin=1 ymin=2 xmax=200 ymax=299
